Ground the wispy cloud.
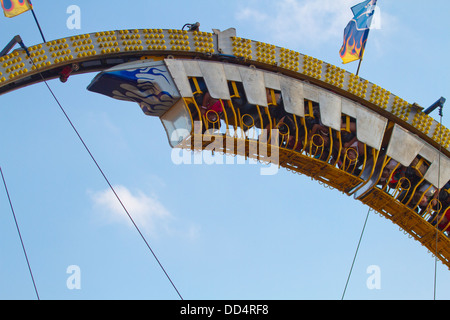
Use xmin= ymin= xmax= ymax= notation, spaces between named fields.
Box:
xmin=89 ymin=184 xmax=201 ymax=241
xmin=236 ymin=0 xmax=355 ymax=48
xmin=90 ymin=185 xmax=172 ymax=236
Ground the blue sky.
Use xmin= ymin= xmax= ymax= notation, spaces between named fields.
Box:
xmin=0 ymin=0 xmax=449 ymax=300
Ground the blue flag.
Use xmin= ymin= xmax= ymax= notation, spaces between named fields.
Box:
xmin=339 ymin=0 xmax=377 ymax=64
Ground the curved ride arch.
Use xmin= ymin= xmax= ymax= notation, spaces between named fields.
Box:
xmin=1 ymin=27 xmax=450 ymax=268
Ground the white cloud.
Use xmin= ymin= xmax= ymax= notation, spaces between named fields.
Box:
xmin=235 ymin=7 xmax=269 ymax=23
xmin=90 ymin=185 xmax=173 ymax=236
xmin=236 ymin=0 xmax=355 ymax=47
xmin=89 ymin=184 xmax=202 ymax=241
xmin=186 ymin=224 xmax=201 ymax=241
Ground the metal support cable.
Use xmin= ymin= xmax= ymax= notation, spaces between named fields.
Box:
xmin=434 ymin=105 xmax=444 ymax=300
xmin=0 ymin=166 xmax=40 ymax=300
xmin=341 ymin=208 xmax=370 ymax=300
xmin=30 ymin=60 xmax=183 ymax=300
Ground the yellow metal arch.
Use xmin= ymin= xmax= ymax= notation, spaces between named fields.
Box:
xmin=1 ymin=28 xmax=448 ymax=154
xmin=1 ymin=27 xmax=450 ymax=268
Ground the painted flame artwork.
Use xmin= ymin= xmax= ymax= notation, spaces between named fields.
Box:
xmin=339 ymin=24 xmax=368 ymax=64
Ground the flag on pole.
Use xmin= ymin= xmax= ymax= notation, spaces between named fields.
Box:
xmin=339 ymin=0 xmax=377 ymax=64
xmin=1 ymin=0 xmax=33 ymax=18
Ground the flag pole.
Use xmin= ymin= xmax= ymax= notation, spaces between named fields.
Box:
xmin=356 ymin=58 xmax=362 ymax=76
xmin=30 ymin=8 xmax=46 ymax=43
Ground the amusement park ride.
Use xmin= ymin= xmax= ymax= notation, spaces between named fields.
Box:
xmin=1 ymin=25 xmax=449 ymax=273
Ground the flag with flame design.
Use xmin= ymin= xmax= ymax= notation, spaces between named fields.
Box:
xmin=339 ymin=0 xmax=377 ymax=64
xmin=0 ymin=0 xmax=32 ymax=18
